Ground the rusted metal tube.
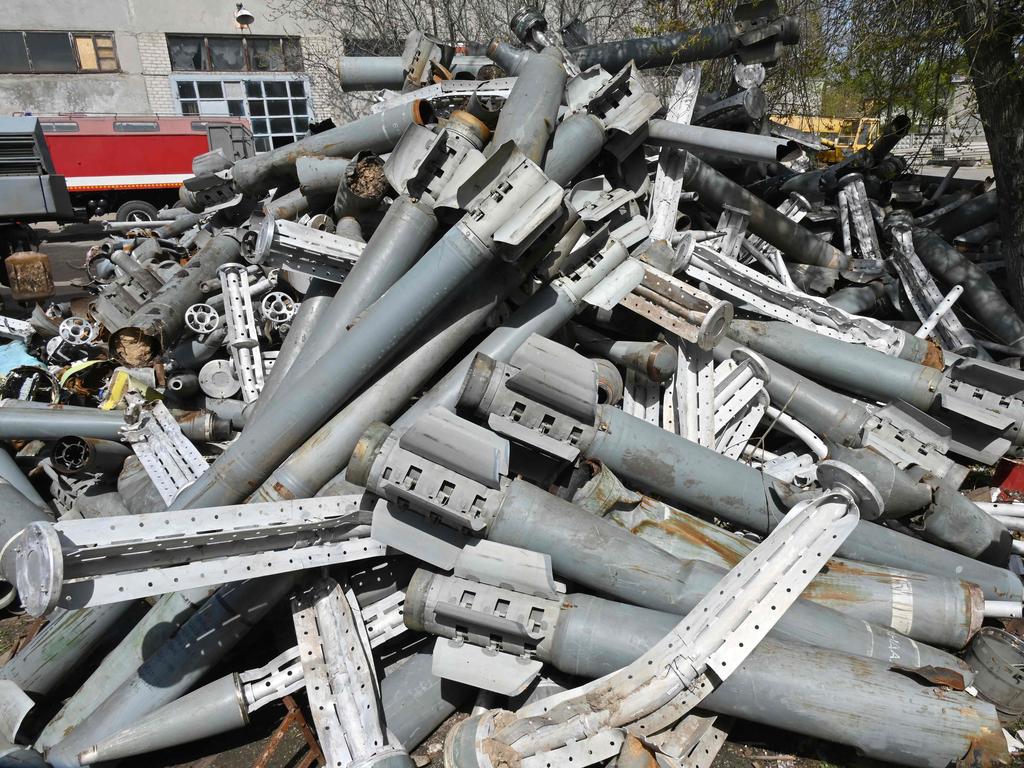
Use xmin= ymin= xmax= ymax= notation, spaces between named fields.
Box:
xmin=571 ymin=325 xmax=678 ymax=382
xmin=549 ymin=595 xmax=1003 ymax=768
xmin=488 ymin=477 xmax=965 ymax=671
xmin=580 ymin=482 xmax=984 ymax=649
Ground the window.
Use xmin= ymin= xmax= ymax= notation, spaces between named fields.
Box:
xmin=75 ymin=33 xmax=119 ymax=71
xmin=113 ymin=120 xmax=160 ymax=132
xmin=173 ymin=76 xmax=312 ymax=152
xmin=0 ymin=31 xmax=119 ymax=73
xmin=167 ymin=35 xmax=303 ymax=72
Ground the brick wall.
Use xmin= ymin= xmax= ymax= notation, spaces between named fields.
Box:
xmin=300 ymin=34 xmax=341 ymax=121
xmin=137 ymin=32 xmax=175 ymax=115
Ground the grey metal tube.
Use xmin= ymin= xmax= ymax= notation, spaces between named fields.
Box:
xmin=314 ymin=237 xmax=627 ymax=497
xmin=276 ymin=196 xmax=438 ymax=398
xmin=155 ymin=212 xmax=204 ymax=238
xmin=647 ymin=120 xmax=799 ymax=163
xmin=35 ymin=588 xmax=216 ymax=752
xmin=621 ymin=500 xmax=981 ymax=649
xmin=170 ymin=223 xmax=499 ymax=510
xmin=584 ymin=404 xmax=1020 ymax=599
xmin=257 ymin=259 xmax=530 ymax=501
xmin=382 ymin=240 xmax=629 ymax=436
xmin=913 ymin=226 xmax=1024 ymax=346
xmin=489 ymin=47 xmax=565 ymax=164
xmin=955 ymin=220 xmax=1001 ymax=247
xmin=0 ymin=603 xmax=136 ymax=697
xmin=296 ymin=156 xmax=351 ymax=197
xmin=571 ymin=18 xmax=799 ymax=72
xmin=485 ymin=41 xmax=532 ymax=76
xmin=0 ymin=483 xmax=50 ymax=593
xmin=0 ymin=447 xmax=45 ymax=507
xmin=339 ymin=56 xmax=406 ymax=91
xmin=933 ymin=188 xmax=998 ymax=240
xmin=572 ymin=325 xmax=678 ymax=382
xmin=110 ymin=250 xmax=163 ymax=295
xmin=166 ymin=326 xmax=227 ymax=370
xmin=489 ymin=478 xmax=964 ymax=671
xmin=77 ymin=673 xmax=246 ymax=765
xmin=232 ymin=101 xmax=430 ymax=195
xmin=382 ymin=648 xmax=474 ymax=749
xmin=677 ymin=151 xmax=847 ymax=268
xmin=549 ymin=595 xmax=1001 ymax=768
xmin=727 ymin=319 xmax=941 ymax=410
xmin=46 ymin=577 xmax=293 ymax=768
xmin=0 ymin=406 xmax=219 ymax=443
xmin=115 ymin=233 xmax=241 ymax=356
xmin=251 ymin=278 xmax=338 ymax=410
xmin=825 ymin=282 xmax=890 ymax=314
xmin=543 ymin=113 xmax=606 ymax=186
xmin=264 ymin=188 xmax=319 ymax=221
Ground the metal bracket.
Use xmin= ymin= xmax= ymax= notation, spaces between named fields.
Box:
xmin=121 ymin=400 xmax=208 ymax=504
xmin=686 ymin=242 xmax=905 ymax=354
xmin=251 ymin=217 xmax=365 ymax=284
xmin=364 ymin=408 xmax=508 ymax=534
xmin=648 ymin=66 xmax=702 ymax=242
xmin=292 ymin=577 xmax=410 ymax=768
xmin=889 ymin=223 xmax=977 ymax=355
xmin=385 ymin=123 xmax=486 ymax=205
xmin=0 ymin=315 xmax=34 ymax=343
xmin=219 ymin=263 xmax=265 ymax=402
xmin=14 ymin=494 xmax=381 ymax=615
xmin=619 ymin=261 xmax=733 ymax=350
xmin=417 ymin=542 xmax=565 ymax=694
xmin=567 ymin=177 xmax=636 ymax=223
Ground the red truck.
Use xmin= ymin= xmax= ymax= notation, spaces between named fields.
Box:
xmin=35 ymin=115 xmax=252 ymax=221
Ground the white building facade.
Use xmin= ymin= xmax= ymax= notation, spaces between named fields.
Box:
xmin=0 ymin=1 xmax=337 ymax=151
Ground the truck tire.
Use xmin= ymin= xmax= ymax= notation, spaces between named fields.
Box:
xmin=115 ymin=200 xmax=159 ymax=222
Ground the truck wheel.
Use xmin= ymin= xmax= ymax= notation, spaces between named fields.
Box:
xmin=115 ymin=200 xmax=159 ymax=222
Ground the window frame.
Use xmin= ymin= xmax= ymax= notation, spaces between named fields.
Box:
xmin=73 ymin=32 xmax=120 ymax=73
xmin=0 ymin=31 xmax=119 ymax=74
xmin=166 ymin=34 xmax=303 ymax=73
xmin=171 ymin=73 xmax=314 ymax=153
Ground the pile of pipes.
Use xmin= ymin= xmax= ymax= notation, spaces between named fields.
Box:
xmin=2 ymin=3 xmax=1024 ymax=767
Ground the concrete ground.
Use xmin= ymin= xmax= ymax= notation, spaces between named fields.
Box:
xmin=913 ymin=163 xmax=994 ymax=182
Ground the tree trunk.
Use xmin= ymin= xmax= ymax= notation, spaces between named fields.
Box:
xmin=955 ymin=1 xmax=1024 ymax=319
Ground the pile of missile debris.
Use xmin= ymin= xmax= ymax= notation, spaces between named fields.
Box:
xmin=2 ymin=3 xmax=1024 ymax=767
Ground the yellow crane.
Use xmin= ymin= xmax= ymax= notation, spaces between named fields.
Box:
xmin=772 ymin=114 xmax=881 ymax=163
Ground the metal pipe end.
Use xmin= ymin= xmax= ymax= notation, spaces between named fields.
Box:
xmin=457 ymin=353 xmax=497 ymax=414
xmin=347 ymin=422 xmax=393 ymax=488
xmin=109 ymin=326 xmax=160 ymax=366
xmin=12 ymin=522 xmax=63 ymax=617
xmin=411 ymin=99 xmax=435 ymax=127
xmin=592 ymin=358 xmax=623 ymax=405
xmin=646 ymin=343 xmax=678 ymax=383
xmin=402 ymin=568 xmax=436 ymax=633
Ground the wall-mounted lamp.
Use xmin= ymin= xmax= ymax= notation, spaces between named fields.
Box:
xmin=235 ymin=3 xmax=255 ymax=29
